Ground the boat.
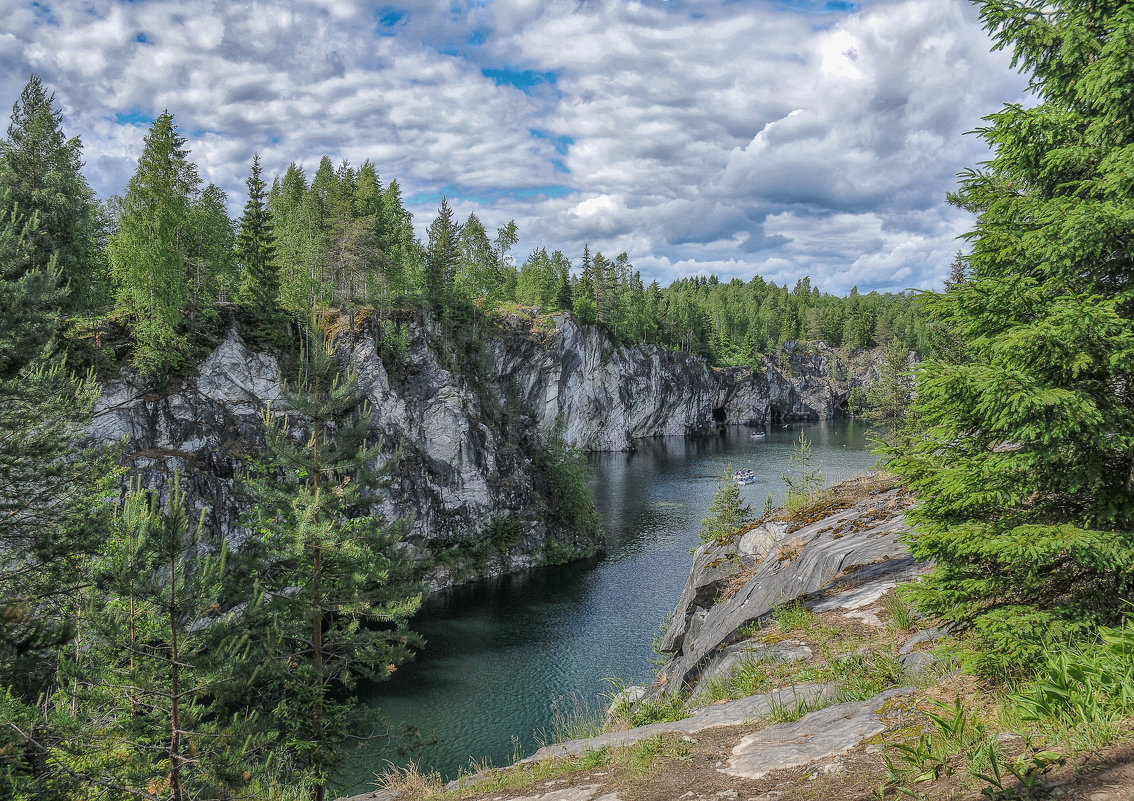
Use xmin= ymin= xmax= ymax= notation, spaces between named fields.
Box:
xmin=733 ymin=469 xmax=756 ymax=485
xmin=749 ymin=431 xmax=766 ymax=439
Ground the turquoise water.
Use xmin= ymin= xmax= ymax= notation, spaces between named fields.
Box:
xmin=345 ymin=420 xmax=877 ymax=791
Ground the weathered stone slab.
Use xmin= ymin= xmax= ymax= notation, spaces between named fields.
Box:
xmin=720 ymin=688 xmax=914 ymax=780
xmin=694 ymin=640 xmax=813 ymax=692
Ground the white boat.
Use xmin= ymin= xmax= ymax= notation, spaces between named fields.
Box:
xmin=749 ymin=431 xmax=766 ymax=439
xmin=733 ymin=469 xmax=756 ymax=485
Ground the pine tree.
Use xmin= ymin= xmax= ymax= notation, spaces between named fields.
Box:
xmin=247 ymin=332 xmax=421 ymax=800
xmin=236 ymin=154 xmax=284 ymax=343
xmin=781 ymin=432 xmax=823 ymax=510
xmin=886 ymin=0 xmax=1134 ymax=677
xmin=0 ymin=75 xmax=103 ymax=310
xmin=107 ymin=111 xmax=200 ymax=375
xmin=56 ymin=477 xmax=266 ymax=800
xmin=700 ymin=467 xmax=753 ymax=543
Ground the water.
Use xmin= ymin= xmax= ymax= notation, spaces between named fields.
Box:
xmin=345 ymin=420 xmax=877 ymax=791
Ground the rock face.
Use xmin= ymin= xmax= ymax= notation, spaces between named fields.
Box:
xmin=91 ymin=311 xmax=887 ymax=591
xmin=655 ymin=477 xmax=924 ymax=695
xmin=491 ymin=314 xmax=886 ymax=452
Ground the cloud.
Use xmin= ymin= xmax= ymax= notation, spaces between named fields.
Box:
xmin=0 ymin=0 xmax=1028 ymax=294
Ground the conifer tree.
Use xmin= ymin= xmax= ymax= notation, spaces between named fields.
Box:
xmin=0 ymin=197 xmax=113 ymax=663
xmin=107 ymin=111 xmax=200 ymax=374
xmin=0 ymin=200 xmax=115 ymax=799
xmin=866 ymin=338 xmax=912 ymax=423
xmin=247 ymin=332 xmax=421 ymax=800
xmin=0 ymin=75 xmax=103 ymax=310
xmin=700 ymin=467 xmax=753 ymax=543
xmin=56 ymin=477 xmax=266 ymax=800
xmin=886 ymin=0 xmax=1134 ymax=677
xmin=424 ymin=197 xmax=459 ymax=312
xmin=236 ymin=154 xmax=284 ymax=342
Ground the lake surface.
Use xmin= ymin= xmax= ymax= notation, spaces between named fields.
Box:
xmin=346 ymin=420 xmax=877 ymax=791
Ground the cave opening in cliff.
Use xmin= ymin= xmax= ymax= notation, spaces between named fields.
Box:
xmin=711 ymin=407 xmax=726 ymax=425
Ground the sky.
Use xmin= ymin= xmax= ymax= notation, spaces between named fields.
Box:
xmin=0 ymin=0 xmax=1029 ymax=294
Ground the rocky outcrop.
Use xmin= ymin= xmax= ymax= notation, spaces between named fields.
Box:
xmin=90 ymin=311 xmax=888 ymax=591
xmin=91 ymin=316 xmax=598 ymax=590
xmin=655 ymin=475 xmax=924 ymax=696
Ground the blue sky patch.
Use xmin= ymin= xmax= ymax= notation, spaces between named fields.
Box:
xmin=482 ymin=68 xmax=556 ymax=94
xmin=135 ymin=32 xmax=148 ymax=43
xmin=376 ymin=7 xmax=404 ymax=35
xmin=113 ymin=109 xmax=152 ymax=126
xmin=774 ymin=0 xmax=856 ymax=13
xmin=529 ymin=128 xmax=574 ymax=156
xmin=31 ymin=1 xmax=60 ymax=25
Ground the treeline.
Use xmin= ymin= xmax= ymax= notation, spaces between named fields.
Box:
xmin=0 ymin=77 xmax=927 ymax=381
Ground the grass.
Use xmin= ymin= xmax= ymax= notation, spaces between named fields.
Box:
xmin=771 ymin=599 xmax=817 ymax=632
xmin=882 ymin=590 xmax=919 ymax=633
xmin=375 ymin=732 xmax=694 ymax=800
xmin=377 ymin=747 xmax=614 ymax=800
xmin=543 ymin=692 xmax=607 ymax=745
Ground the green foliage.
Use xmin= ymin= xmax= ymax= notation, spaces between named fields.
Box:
xmin=244 ymin=330 xmax=422 ymax=800
xmin=236 ymin=154 xmax=285 ymax=345
xmin=885 ymin=0 xmax=1134 ymax=678
xmin=107 ymin=111 xmax=216 ymax=375
xmin=56 ymin=477 xmax=267 ymax=800
xmin=531 ymin=420 xmax=602 ymax=560
xmin=699 ymin=466 xmax=753 ymax=542
xmin=781 ymin=432 xmax=823 ymax=510
xmin=1013 ymin=617 xmax=1134 ymax=727
xmin=0 ymin=75 xmax=104 ymax=311
xmin=866 ymin=337 xmax=913 ymax=423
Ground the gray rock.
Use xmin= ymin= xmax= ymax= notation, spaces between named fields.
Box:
xmin=720 ymin=688 xmax=915 ymax=780
xmin=898 ymin=651 xmax=938 ymax=676
xmin=606 ymin=685 xmax=649 ymax=717
xmin=656 ymin=488 xmax=927 ymax=694
xmin=899 ymin=627 xmax=945 ymax=655
xmin=522 ymin=683 xmax=838 ymax=763
xmin=694 ymin=640 xmax=813 ymax=692
xmin=90 ymin=311 xmax=893 ymax=593
xmin=738 ymin=522 xmax=786 ymax=559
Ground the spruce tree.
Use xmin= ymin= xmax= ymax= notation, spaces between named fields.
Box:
xmin=247 ymin=332 xmax=421 ymax=801
xmin=236 ymin=154 xmax=284 ymax=342
xmin=0 ymin=75 xmax=102 ymax=310
xmin=107 ymin=111 xmax=200 ymax=375
xmin=886 ymin=0 xmax=1134 ymax=677
xmin=424 ymin=197 xmax=459 ymax=312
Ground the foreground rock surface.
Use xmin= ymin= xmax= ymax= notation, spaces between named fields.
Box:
xmin=720 ymin=689 xmax=913 ymax=780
